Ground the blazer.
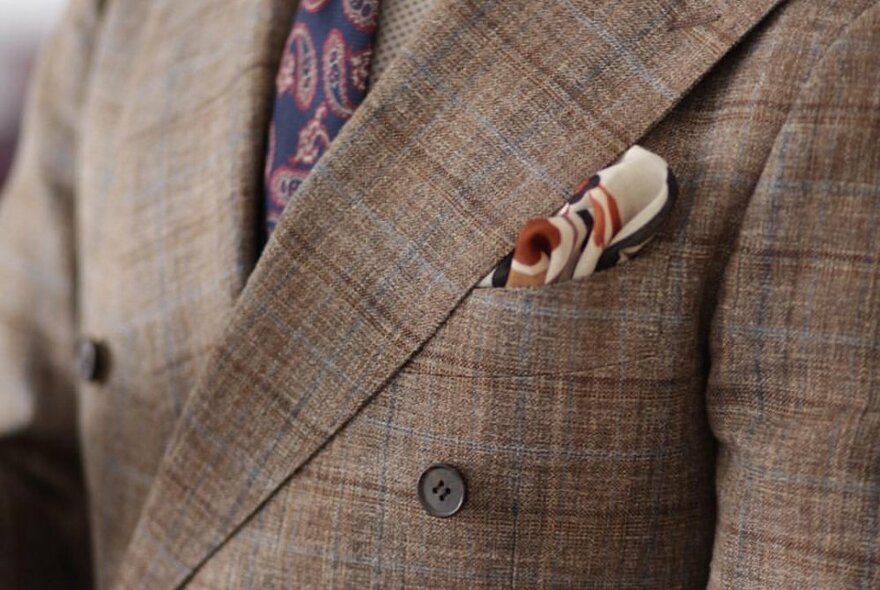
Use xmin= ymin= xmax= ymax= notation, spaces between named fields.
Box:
xmin=1 ymin=0 xmax=878 ymax=588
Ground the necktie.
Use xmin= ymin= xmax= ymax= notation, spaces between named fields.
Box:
xmin=264 ymin=0 xmax=381 ymax=236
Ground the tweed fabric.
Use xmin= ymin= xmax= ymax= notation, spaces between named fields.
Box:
xmin=0 ymin=0 xmax=878 ymax=589
xmin=707 ymin=5 xmax=880 ymax=586
xmin=0 ymin=0 xmax=96 ymax=587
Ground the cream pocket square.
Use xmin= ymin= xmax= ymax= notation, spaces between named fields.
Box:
xmin=479 ymin=146 xmax=677 ymax=288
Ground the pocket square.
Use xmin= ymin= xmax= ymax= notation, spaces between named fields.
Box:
xmin=479 ymin=146 xmax=677 ymax=288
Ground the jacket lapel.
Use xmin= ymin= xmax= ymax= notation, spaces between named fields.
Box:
xmin=116 ymin=0 xmax=783 ymax=586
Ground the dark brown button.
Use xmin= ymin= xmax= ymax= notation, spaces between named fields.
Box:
xmin=418 ymin=463 xmax=466 ymax=518
xmin=77 ymin=338 xmax=105 ymax=382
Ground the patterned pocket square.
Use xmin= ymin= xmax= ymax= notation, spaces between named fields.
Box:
xmin=479 ymin=146 xmax=677 ymax=288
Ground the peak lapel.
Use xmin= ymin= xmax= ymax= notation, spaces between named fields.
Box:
xmin=116 ymin=0 xmax=783 ymax=586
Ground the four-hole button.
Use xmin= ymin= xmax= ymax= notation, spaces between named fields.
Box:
xmin=418 ymin=463 xmax=466 ymax=518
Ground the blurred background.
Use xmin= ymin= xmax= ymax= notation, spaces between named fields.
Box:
xmin=0 ymin=0 xmax=66 ymax=189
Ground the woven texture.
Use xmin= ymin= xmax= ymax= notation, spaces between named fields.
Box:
xmin=0 ymin=0 xmax=878 ymax=588
xmin=371 ymin=0 xmax=435 ymax=81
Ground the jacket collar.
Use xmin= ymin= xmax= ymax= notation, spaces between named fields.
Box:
xmin=116 ymin=0 xmax=784 ymax=586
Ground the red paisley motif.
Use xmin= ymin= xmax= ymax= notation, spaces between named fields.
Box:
xmin=269 ymin=166 xmax=310 ymax=215
xmin=292 ymin=103 xmax=331 ymax=165
xmin=322 ymin=30 xmax=354 ymax=118
xmin=275 ymin=50 xmax=295 ymax=95
xmin=350 ymin=49 xmax=371 ymax=92
xmin=343 ymin=0 xmax=379 ymax=31
xmin=291 ymin=23 xmax=317 ymax=110
xmin=301 ymin=0 xmax=331 ymax=12
xmin=265 ymin=122 xmax=277 ymax=178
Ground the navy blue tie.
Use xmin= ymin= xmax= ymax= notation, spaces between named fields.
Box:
xmin=264 ymin=0 xmax=381 ymax=236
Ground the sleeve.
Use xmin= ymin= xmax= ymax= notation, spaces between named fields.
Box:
xmin=0 ymin=0 xmax=103 ymax=587
xmin=706 ymin=3 xmax=880 ymax=588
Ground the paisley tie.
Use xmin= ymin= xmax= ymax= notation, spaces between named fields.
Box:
xmin=264 ymin=0 xmax=381 ymax=237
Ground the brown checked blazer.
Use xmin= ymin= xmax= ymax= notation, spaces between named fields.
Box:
xmin=1 ymin=0 xmax=879 ymax=588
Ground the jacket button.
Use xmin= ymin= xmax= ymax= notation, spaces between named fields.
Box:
xmin=77 ymin=338 xmax=106 ymax=382
xmin=418 ymin=463 xmax=466 ymax=518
